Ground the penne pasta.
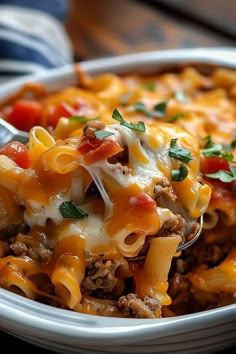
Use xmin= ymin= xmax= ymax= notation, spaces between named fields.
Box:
xmin=134 ymin=236 xmax=181 ymax=306
xmin=0 ymin=64 xmax=235 ymax=318
xmin=29 ymin=126 xmax=55 ymax=162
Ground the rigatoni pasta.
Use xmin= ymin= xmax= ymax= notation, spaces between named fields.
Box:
xmin=0 ymin=64 xmax=235 ymax=318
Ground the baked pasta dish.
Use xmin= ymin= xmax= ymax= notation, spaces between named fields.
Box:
xmin=0 ymin=65 xmax=235 ymax=318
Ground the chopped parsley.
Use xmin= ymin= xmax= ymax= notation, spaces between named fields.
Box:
xmin=169 ymin=138 xmax=193 ymax=163
xmin=174 ymin=90 xmax=190 ymax=103
xmin=94 ymin=130 xmax=115 ymax=140
xmin=69 ymin=116 xmax=98 ymax=124
xmin=206 ymin=165 xmax=236 ymax=183
xmin=171 ymin=164 xmax=188 ymax=181
xmin=167 ymin=113 xmax=183 ymax=123
xmin=112 ymin=108 xmax=146 ymax=132
xmin=59 ymin=201 xmax=88 ymax=219
xmin=221 ymin=137 xmax=236 ymax=150
xmin=134 ymin=99 xmax=183 ymax=123
xmin=230 ymin=138 xmax=236 ymax=149
xmin=142 ymin=82 xmax=155 ymax=91
xmin=201 ymin=135 xmax=236 ymax=182
xmin=201 ymin=135 xmax=236 ymax=162
xmin=134 ymin=100 xmax=168 ymax=118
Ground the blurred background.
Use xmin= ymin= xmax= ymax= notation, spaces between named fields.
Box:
xmin=0 ymin=0 xmax=235 ymax=81
xmin=65 ymin=0 xmax=236 ymax=61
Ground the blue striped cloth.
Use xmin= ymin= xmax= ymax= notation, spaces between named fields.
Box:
xmin=0 ymin=0 xmax=73 ymax=83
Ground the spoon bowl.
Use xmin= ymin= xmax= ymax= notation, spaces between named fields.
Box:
xmin=177 ymin=215 xmax=203 ymax=252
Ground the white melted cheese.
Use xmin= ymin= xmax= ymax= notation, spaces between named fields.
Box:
xmin=88 ymin=124 xmax=170 ymax=190
xmin=51 ymin=202 xmax=111 ymax=252
xmin=24 ymin=194 xmax=66 ymax=227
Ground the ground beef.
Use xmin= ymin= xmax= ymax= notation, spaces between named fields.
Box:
xmin=186 ymin=222 xmax=200 ymax=242
xmin=154 ymin=177 xmax=177 ymax=201
xmin=108 ymin=145 xmax=129 ymax=166
xmin=184 ymin=241 xmax=230 ymax=268
xmin=110 ymin=162 xmax=131 ymax=175
xmin=0 ymin=240 xmax=9 ymax=258
xmin=232 ymin=180 xmax=236 ymax=196
xmin=81 ymin=259 xmax=125 ymax=296
xmin=170 ymin=240 xmax=230 ymax=278
xmin=168 ymin=272 xmax=200 ymax=315
xmin=10 ymin=241 xmax=27 ymax=256
xmin=197 ymin=243 xmax=223 ymax=264
xmin=198 ymin=244 xmax=228 ymax=265
xmin=118 ymin=293 xmax=161 ymax=318
xmin=158 ymin=213 xmax=186 ymax=238
xmin=175 ymin=259 xmax=186 ymax=274
xmin=83 ymin=120 xmax=106 ymax=137
xmin=212 ymin=292 xmax=236 ymax=308
xmin=168 ymin=273 xmax=191 ymax=298
xmin=10 ymin=232 xmax=53 ymax=265
xmin=6 ymin=221 xmax=27 ymax=236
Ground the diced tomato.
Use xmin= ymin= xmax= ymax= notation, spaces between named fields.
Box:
xmin=200 ymin=156 xmax=230 ymax=175
xmin=78 ymin=136 xmax=123 ymax=165
xmin=73 ymin=100 xmax=88 ymax=111
xmin=129 ymin=192 xmax=156 ymax=209
xmin=46 ymin=102 xmax=76 ymax=128
xmin=77 ymin=136 xmax=103 ymax=154
xmin=0 ymin=141 xmax=31 ymax=169
xmin=7 ymin=99 xmax=43 ymax=132
xmin=200 ymin=156 xmax=232 ymax=189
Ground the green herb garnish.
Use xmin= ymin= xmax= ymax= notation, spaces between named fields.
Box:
xmin=134 ymin=100 xmax=168 ymax=118
xmin=112 ymin=108 xmax=146 ymax=132
xmin=167 ymin=113 xmax=183 ymax=123
xmin=222 ymin=137 xmax=236 ymax=150
xmin=202 ymin=143 xmax=225 ymax=157
xmin=142 ymin=82 xmax=155 ymax=91
xmin=133 ymin=102 xmax=147 ymax=113
xmin=203 ymin=135 xmax=214 ymax=149
xmin=230 ymin=138 xmax=236 ymax=149
xmin=206 ymin=165 xmax=236 ymax=183
xmin=171 ymin=164 xmax=188 ymax=181
xmin=174 ymin=90 xmax=190 ymax=103
xmin=69 ymin=116 xmax=98 ymax=124
xmin=201 ymin=135 xmax=236 ymax=162
xmin=169 ymin=138 xmax=193 ymax=163
xmin=59 ymin=201 xmax=88 ymax=219
xmin=153 ymin=101 xmax=168 ymax=117
xmin=94 ymin=130 xmax=115 ymax=140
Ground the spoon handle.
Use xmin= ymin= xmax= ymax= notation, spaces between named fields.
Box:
xmin=0 ymin=118 xmax=29 ymax=147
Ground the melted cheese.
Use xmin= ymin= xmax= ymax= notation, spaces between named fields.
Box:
xmin=14 ymin=122 xmax=209 ymax=254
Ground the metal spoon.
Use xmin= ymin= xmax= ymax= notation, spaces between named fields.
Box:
xmin=0 ymin=117 xmax=29 ymax=147
xmin=177 ymin=215 xmax=203 ymax=252
xmin=128 ymin=215 xmax=203 ymax=262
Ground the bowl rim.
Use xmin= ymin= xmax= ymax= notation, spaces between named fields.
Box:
xmin=0 ymin=47 xmax=236 ymax=100
xmin=0 ymin=47 xmax=236 ymax=344
xmin=1 ymin=288 xmax=236 ymax=344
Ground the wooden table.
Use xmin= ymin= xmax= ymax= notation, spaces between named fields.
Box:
xmin=65 ymin=0 xmax=236 ymax=61
xmin=1 ymin=0 xmax=236 ymax=353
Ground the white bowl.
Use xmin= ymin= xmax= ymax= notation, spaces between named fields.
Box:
xmin=0 ymin=48 xmax=236 ymax=354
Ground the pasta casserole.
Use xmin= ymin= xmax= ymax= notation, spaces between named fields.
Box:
xmin=0 ymin=64 xmax=235 ymax=318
